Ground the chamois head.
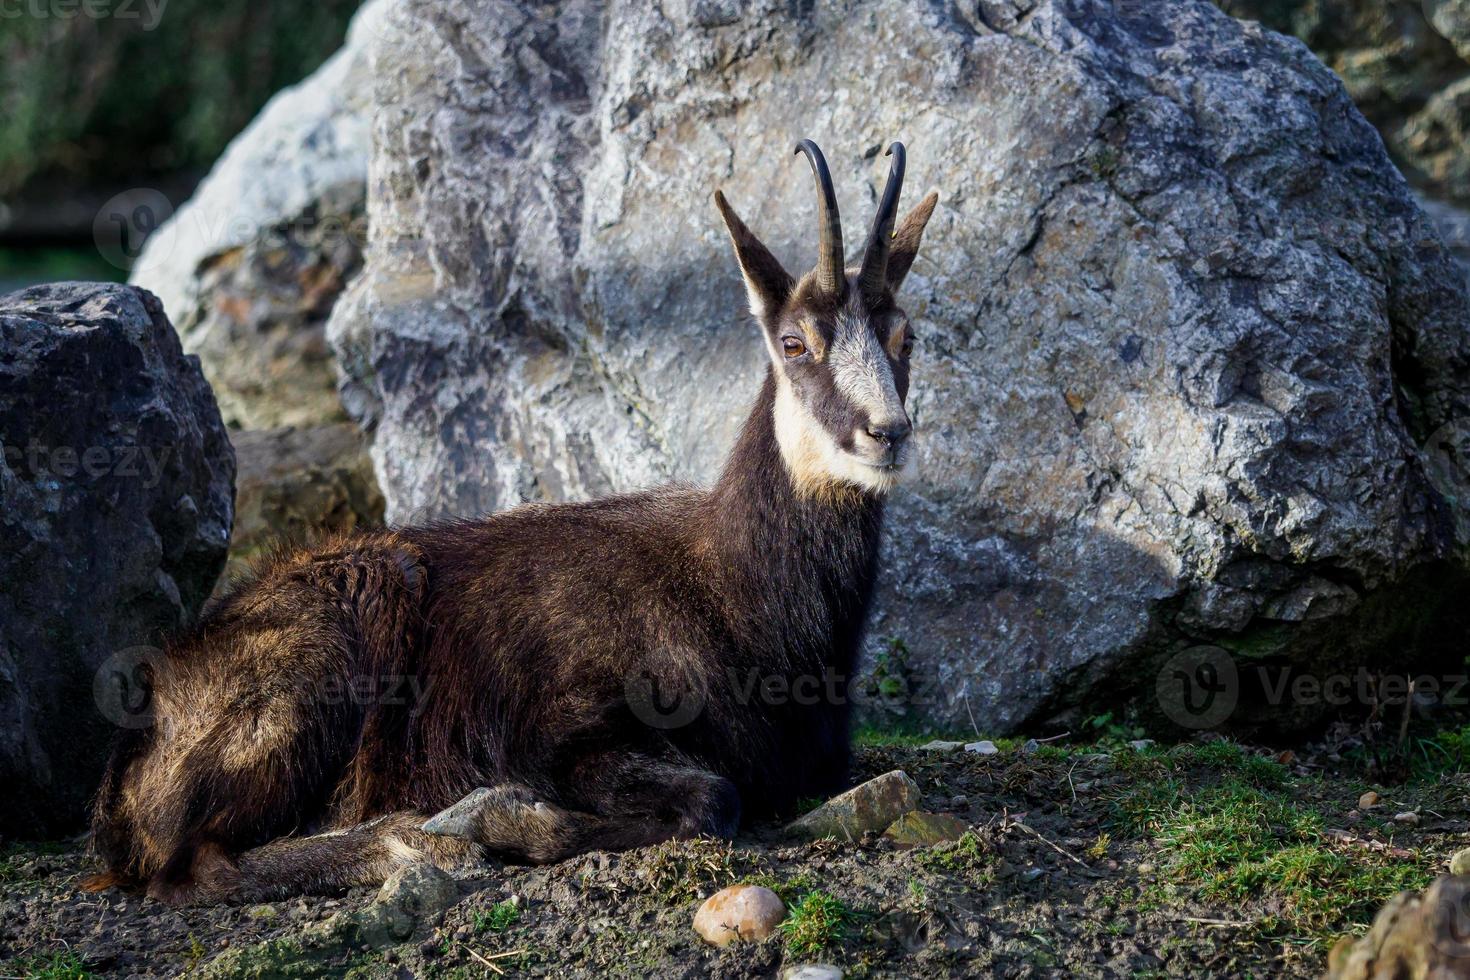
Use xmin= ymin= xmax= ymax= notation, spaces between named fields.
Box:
xmin=715 ymin=139 xmax=938 ymax=496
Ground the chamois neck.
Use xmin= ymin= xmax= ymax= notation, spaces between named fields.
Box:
xmin=704 ymin=371 xmax=886 ymax=640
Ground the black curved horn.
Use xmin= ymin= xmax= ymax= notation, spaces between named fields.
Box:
xmin=793 ymin=139 xmax=845 ymax=300
xmin=858 ymin=142 xmax=905 ymax=303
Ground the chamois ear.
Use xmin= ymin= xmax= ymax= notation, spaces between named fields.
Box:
xmin=885 ymin=191 xmax=939 ymax=294
xmin=714 ymin=190 xmax=793 ymax=323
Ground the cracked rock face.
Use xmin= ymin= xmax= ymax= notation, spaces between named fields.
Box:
xmin=332 ymin=0 xmax=1470 ymax=731
xmin=0 ymin=283 xmax=234 ymax=837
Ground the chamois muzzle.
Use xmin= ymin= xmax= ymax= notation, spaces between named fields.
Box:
xmin=794 ymin=139 xmax=845 ymax=302
xmin=858 ymin=142 xmax=906 ymax=305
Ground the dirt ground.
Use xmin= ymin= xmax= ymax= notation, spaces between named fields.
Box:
xmin=2 ymin=728 xmax=1467 ymax=979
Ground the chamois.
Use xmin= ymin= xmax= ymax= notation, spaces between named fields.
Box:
xmin=86 ymin=140 xmax=939 ymax=904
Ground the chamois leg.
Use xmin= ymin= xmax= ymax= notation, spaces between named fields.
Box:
xmin=425 ymin=755 xmax=740 ymax=863
xmin=151 ymin=811 xmax=479 ymax=905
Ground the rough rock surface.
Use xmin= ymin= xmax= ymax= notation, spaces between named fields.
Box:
xmin=787 ymin=770 xmax=921 ymax=841
xmin=224 ymin=424 xmax=384 ymax=587
xmin=883 ymin=810 xmax=971 ymax=847
xmin=0 ymin=282 xmax=234 ymax=838
xmin=692 ymin=884 xmax=786 ymax=947
xmin=332 ymin=0 xmax=1470 ymax=731
xmin=1326 ymin=875 xmax=1470 ymax=979
xmin=1219 ymin=0 xmax=1470 ymax=204
xmin=128 ymin=0 xmax=392 ymax=429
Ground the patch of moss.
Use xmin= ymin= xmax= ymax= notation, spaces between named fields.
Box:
xmin=916 ymin=830 xmax=995 ymax=877
xmin=744 ymin=872 xmax=816 ymax=906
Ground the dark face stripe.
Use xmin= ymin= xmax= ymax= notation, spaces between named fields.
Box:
xmin=770 ymin=295 xmax=911 ymax=455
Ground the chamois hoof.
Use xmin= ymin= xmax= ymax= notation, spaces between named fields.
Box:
xmin=422 ymin=787 xmax=494 ymax=837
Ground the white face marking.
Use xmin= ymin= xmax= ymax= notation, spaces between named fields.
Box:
xmin=773 ymin=377 xmax=900 ymax=495
xmin=769 ymin=308 xmax=913 ymax=497
xmin=826 ymin=312 xmax=907 ymax=428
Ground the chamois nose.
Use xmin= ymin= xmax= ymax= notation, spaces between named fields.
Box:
xmin=866 ymin=419 xmax=911 ymax=447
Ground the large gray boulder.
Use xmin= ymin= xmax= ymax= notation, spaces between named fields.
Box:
xmin=1218 ymin=0 xmax=1470 ymax=204
xmin=331 ymin=0 xmax=1470 ymax=731
xmin=127 ymin=0 xmax=392 ymax=430
xmin=0 ymin=283 xmax=234 ymax=837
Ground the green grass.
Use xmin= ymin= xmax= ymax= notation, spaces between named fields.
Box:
xmin=1121 ymin=776 xmax=1432 ymax=938
xmin=8 ymin=951 xmax=96 ymax=979
xmin=1088 ymin=734 xmax=1444 ymax=940
xmin=472 ymin=900 xmax=522 ymax=934
xmin=781 ymin=890 xmax=853 ymax=956
xmin=850 ymin=725 xmax=965 ymax=748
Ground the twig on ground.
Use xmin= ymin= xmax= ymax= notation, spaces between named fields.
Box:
xmin=1176 ymin=915 xmax=1254 ymax=928
xmin=1009 ymin=818 xmax=1090 ymax=869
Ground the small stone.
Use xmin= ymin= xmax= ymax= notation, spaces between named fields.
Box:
xmin=921 ymin=740 xmax=964 ymax=752
xmin=883 ymin=811 xmax=970 ymax=847
xmin=1359 ymin=791 xmax=1382 ymax=809
xmin=1450 ymin=848 xmax=1470 ymax=876
xmin=1128 ymin=739 xmax=1155 ymax=752
xmin=246 ymin=904 xmax=279 ymax=921
xmin=1137 ymin=863 xmax=1155 ymax=875
xmin=1020 ymin=739 xmax=1040 ymax=754
xmin=963 ymin=740 xmax=999 ymax=755
xmin=377 ymin=863 xmax=460 ymax=919
xmin=1393 ymin=811 xmax=1420 ymax=826
xmin=782 ymin=967 xmax=843 ymax=980
xmin=693 ymin=885 xmax=785 ymax=947
xmin=785 ymin=771 xmax=922 ymax=840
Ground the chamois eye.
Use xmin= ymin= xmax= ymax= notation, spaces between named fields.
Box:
xmin=782 ymin=337 xmax=806 ymax=358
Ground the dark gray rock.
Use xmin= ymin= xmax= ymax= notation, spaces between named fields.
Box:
xmin=330 ymin=0 xmax=1470 ymax=732
xmin=0 ymin=282 xmax=233 ymax=837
